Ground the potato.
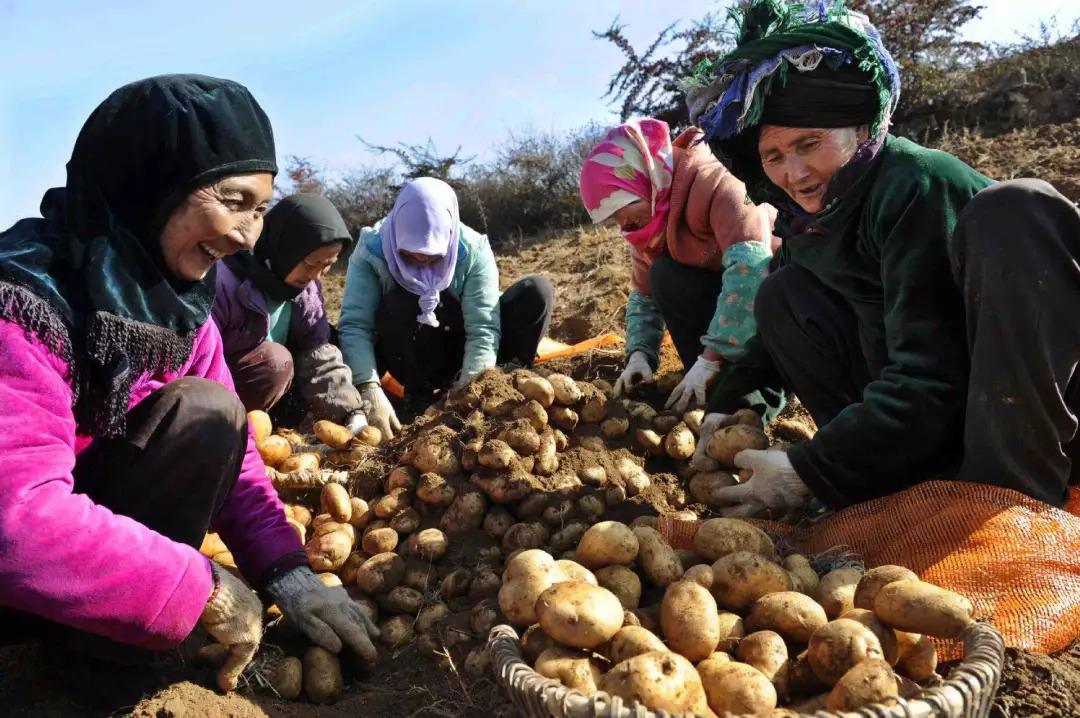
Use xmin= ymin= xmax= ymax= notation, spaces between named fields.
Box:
xmin=693 ymin=518 xmax=776 ymax=562
xmin=548 ymin=373 xmax=583 ymax=405
xmin=412 ymin=474 xmax=452 ymax=509
xmin=600 ymin=416 xmax=630 ymax=439
xmin=386 ymin=465 xmax=418 ymax=492
xmin=549 ymin=405 xmax=579 ymax=432
xmin=536 ymin=581 xmax=623 ymax=649
xmin=576 ymin=521 xmax=639 ymax=569
xmin=257 ymin=435 xmax=291 ymax=467
xmin=362 ymin=527 xmax=399 ymax=555
xmin=683 ymin=409 xmax=705 ymax=435
xmin=841 ymin=608 xmax=900 ymax=665
xmin=306 ymin=531 xmax=352 ymax=572
xmin=314 ymin=520 xmax=356 ymax=547
xmin=698 ymin=660 xmax=778 ymax=716
xmin=557 ymin=560 xmax=597 ymax=585
xmin=747 ymin=592 xmax=829 ymax=644
xmin=521 ymin=623 xmax=556 ymax=664
xmin=411 ymin=426 xmax=461 ymax=476
xmin=318 ymin=572 xmax=343 ymax=588
xmin=416 ymin=602 xmax=449 ymax=634
xmin=358 ymin=520 xmax=385 ymax=539
xmin=595 ymin=565 xmax=642 ymax=610
xmin=355 ymin=552 xmax=405 ymax=594
xmin=608 ymin=625 xmax=667 ymax=664
xmin=662 ymin=422 xmax=696 ymax=461
xmin=280 ymin=452 xmax=320 ymax=473
xmin=816 ymin=567 xmax=863 ymax=619
xmin=634 ymin=428 xmax=665 ymax=457
xmin=782 ymin=554 xmax=820 ymax=595
xmin=542 ymin=498 xmax=575 ymax=525
xmin=676 ymin=549 xmax=707 ymax=570
xmin=314 ymin=420 xmax=352 ymax=449
xmin=807 ymin=618 xmax=885 ymax=686
xmin=827 ymin=659 xmax=898 ymax=712
xmin=287 ymin=505 xmax=313 ymax=528
xmin=688 ymin=472 xmax=738 ymax=507
xmin=577 ymin=435 xmax=605 ymax=452
xmin=711 ymin=551 xmax=791 ymax=611
xmin=779 ymin=649 xmax=827 ymax=702
xmin=378 ymin=586 xmax=423 ymax=614
xmin=303 ymin=647 xmax=342 ymax=704
xmin=356 ymin=425 xmax=383 ymax=447
xmin=683 ymin=564 xmax=713 ymax=589
xmin=412 ymin=528 xmax=449 ymax=561
xmin=581 ymin=392 xmax=609 ymax=423
xmin=633 ymin=527 xmax=684 ymax=588
xmin=737 ymin=631 xmax=788 ymax=683
xmin=519 ymin=376 xmax=555 ymax=408
xmin=661 ymin=581 xmax=721 ymax=662
xmin=897 ymin=633 xmax=938 ymax=680
xmin=468 ymin=569 xmax=502 ymax=600
xmin=347 ymin=498 xmax=371 ymax=529
xmin=551 ymin=522 xmax=589 ymax=554
xmin=470 ymin=599 xmax=501 ymax=636
xmin=874 ymin=580 xmax=974 ymax=638
xmin=513 ymin=400 xmax=549 ymax=431
xmin=502 ymin=523 xmax=545 ymax=553
xmin=499 ymin=551 xmax=567 ymax=625
xmin=705 ymin=424 xmax=769 ymax=466
xmin=463 ymin=647 xmax=491 ymax=678
xmin=600 ymin=651 xmax=711 ymax=715
xmin=379 ymin=615 xmax=414 ymax=646
xmin=374 ymin=488 xmax=412 ymax=520
xmin=439 ymin=487 xmax=488 ymax=534
xmin=402 ymin=560 xmax=437 ymax=592
xmin=269 ymin=656 xmax=303 ymax=700
xmin=629 ymin=515 xmax=658 ymax=530
xmin=440 ymin=568 xmax=472 ymax=599
xmin=535 ymin=646 xmax=605 ymax=693
xmin=389 ymin=507 xmax=420 ymax=534
xmin=854 ymin=565 xmax=919 ymax=610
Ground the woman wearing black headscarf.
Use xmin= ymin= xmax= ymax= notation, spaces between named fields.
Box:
xmin=214 ymin=193 xmax=365 ymax=430
xmin=0 ymin=75 xmax=377 ymax=712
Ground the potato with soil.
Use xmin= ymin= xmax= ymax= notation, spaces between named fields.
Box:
xmin=248 ymin=410 xmax=273 ymax=442
xmin=633 ymin=527 xmax=684 ymax=588
xmin=874 ymin=580 xmax=974 ymax=638
xmin=556 ymin=560 xmax=597 ymax=585
xmin=549 ymin=405 xmax=579 ymax=432
xmin=711 ymin=551 xmax=791 ymax=612
xmin=783 ymin=554 xmax=820 ymax=595
xmin=303 ymin=647 xmax=342 ymax=704
xmin=608 ymin=626 xmax=667 ymax=664
xmin=374 ymin=488 xmax=412 ymax=520
xmin=841 ymin=609 xmax=900 ymax=665
xmin=402 ymin=561 xmax=437 ymax=593
xmin=600 ymin=651 xmax=711 ymax=715
xmin=576 ymin=521 xmax=639 ymax=569
xmin=693 ymin=518 xmax=776 ymax=562
xmin=411 ymin=528 xmax=448 ymax=561
xmin=439 ymin=487 xmax=488 ymax=534
xmin=816 ymin=567 xmax=863 ymax=619
xmin=361 ymin=527 xmax=399 ymax=555
xmin=683 ymin=409 xmax=704 ymax=434
xmin=601 ymin=416 xmax=630 ymax=439
xmin=737 ymin=631 xmax=789 ymax=683
xmin=551 ymin=522 xmax=588 ymax=554
xmin=468 ymin=569 xmax=502 ymax=600
xmin=440 ymin=568 xmax=472 ymax=600
xmin=355 ymin=425 xmax=383 ymax=447
xmin=386 ymin=465 xmax=419 ymax=491
xmin=513 ymin=399 xmax=549 ymax=431
xmin=521 ymin=623 xmax=557 ymax=664
xmin=518 ymin=376 xmax=555 ymax=408
xmin=897 ymin=634 xmax=938 ymax=680
xmin=853 ymin=565 xmax=919 ymax=610
xmin=827 ymin=659 xmax=898 ymax=712
xmin=807 ymin=618 xmax=886 ymax=686
xmin=664 ymin=422 xmax=696 ymax=460
xmin=661 ymin=580 xmax=721 ymax=662
xmin=270 ymin=656 xmax=303 ymax=700
xmin=389 ymin=506 xmax=420 ymax=534
xmin=698 ymin=660 xmax=777 ymax=716
xmin=688 ymin=472 xmax=738 ymax=507
xmin=355 ymin=552 xmax=406 ymax=594
xmin=499 ymin=550 xmax=568 ymax=626
xmin=536 ymin=580 xmax=624 ymax=649
xmin=747 ymin=591 xmax=829 ymax=644
xmin=280 ymin=452 xmax=320 ymax=473
xmin=482 ymin=506 xmax=515 ymax=540
xmin=379 ymin=614 xmax=414 ymax=647
xmin=319 ymin=483 xmax=352 ymax=523
xmin=502 ymin=522 xmax=545 ymax=553
xmin=314 ymin=419 xmax=352 ymax=449
xmin=378 ymin=586 xmax=424 ymax=614
xmin=548 ymin=373 xmax=583 ymax=405
xmin=634 ymin=428 xmax=665 ymax=457
xmin=257 ymin=435 xmax=291 ymax=467
xmin=410 ymin=425 xmax=461 ymax=475
xmin=499 ymin=420 xmax=542 ymax=457
xmin=470 ymin=599 xmax=501 ymax=636
xmin=535 ymin=646 xmax=605 ymax=693
xmin=705 ymin=424 xmax=770 ymax=467
xmin=581 ymin=390 xmax=610 ymax=423
xmin=595 ymin=565 xmax=642 ymax=610
xmin=306 ymin=531 xmax=352 ymax=572
xmin=683 ymin=564 xmax=713 ymax=589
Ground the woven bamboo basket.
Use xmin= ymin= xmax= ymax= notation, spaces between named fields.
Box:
xmin=487 ymin=621 xmax=1004 ymax=718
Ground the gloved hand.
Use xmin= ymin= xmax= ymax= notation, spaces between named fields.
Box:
xmin=709 ymin=449 xmax=812 ymax=516
xmin=614 ymin=351 xmax=654 ymax=397
xmin=358 ymin=384 xmax=401 ymax=440
xmin=200 ymin=564 xmax=264 ymax=692
xmin=344 ymin=410 xmax=368 ymax=436
xmin=691 ymin=413 xmax=736 ymax=472
xmin=665 ymin=355 xmax=722 ymax=413
xmin=266 ymin=566 xmax=380 ymax=660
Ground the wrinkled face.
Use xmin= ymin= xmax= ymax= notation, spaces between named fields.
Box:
xmin=284 ymin=242 xmax=342 ymax=288
xmin=399 ymin=249 xmax=440 ymax=267
xmin=159 ymin=173 xmax=274 ymax=281
xmin=611 ymin=200 xmax=653 ymax=235
xmin=758 ymin=125 xmax=868 ymax=213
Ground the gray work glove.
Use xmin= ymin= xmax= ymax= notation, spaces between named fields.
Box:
xmin=266 ymin=566 xmax=379 ymax=660
xmin=358 ymin=384 xmax=402 ymax=440
xmin=199 ymin=564 xmax=263 ymax=692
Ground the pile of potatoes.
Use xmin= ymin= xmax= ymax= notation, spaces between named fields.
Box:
xmin=500 ymin=517 xmax=975 ymax=717
xmin=251 ymin=409 xmax=382 ymax=490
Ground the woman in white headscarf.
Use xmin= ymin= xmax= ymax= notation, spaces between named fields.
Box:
xmin=338 ymin=178 xmax=554 ymax=437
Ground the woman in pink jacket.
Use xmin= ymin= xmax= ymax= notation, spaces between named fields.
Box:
xmin=0 ymin=75 xmax=376 ymax=713
xmin=579 ymin=119 xmax=777 ymax=418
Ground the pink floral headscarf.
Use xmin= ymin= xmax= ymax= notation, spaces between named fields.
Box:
xmin=579 ymin=118 xmax=674 ymax=254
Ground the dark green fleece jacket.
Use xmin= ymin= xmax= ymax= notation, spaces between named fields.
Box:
xmin=708 ymin=135 xmax=995 ymax=507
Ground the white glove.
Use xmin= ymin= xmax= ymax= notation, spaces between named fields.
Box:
xmin=665 ymin=355 xmax=721 ymax=413
xmin=709 ymin=449 xmax=811 ymax=516
xmin=614 ymin=351 xmax=654 ymax=397
xmin=691 ymin=412 xmax=735 ymax=472
xmin=266 ymin=566 xmax=380 ymax=660
xmin=199 ymin=564 xmax=264 ymax=692
xmin=344 ymin=410 xmax=368 ymax=436
xmin=358 ymin=384 xmax=402 ymax=440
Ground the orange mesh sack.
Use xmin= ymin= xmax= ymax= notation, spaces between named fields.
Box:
xmin=659 ymin=480 xmax=1080 ymax=655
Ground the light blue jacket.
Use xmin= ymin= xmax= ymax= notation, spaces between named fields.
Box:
xmin=339 ymin=220 xmax=501 ymax=386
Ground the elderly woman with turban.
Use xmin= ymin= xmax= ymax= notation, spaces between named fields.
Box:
xmin=579 ymin=119 xmax=777 ymax=413
xmin=339 ymin=177 xmax=554 ymax=437
xmin=0 ymin=76 xmax=377 ymax=712
xmin=687 ymin=0 xmax=1080 ymax=515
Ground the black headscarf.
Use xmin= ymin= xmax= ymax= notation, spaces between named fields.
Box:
xmin=0 ymin=74 xmax=277 ymax=438
xmin=224 ymin=193 xmax=352 ymax=302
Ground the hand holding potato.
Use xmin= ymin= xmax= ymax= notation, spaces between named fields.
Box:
xmin=266 ymin=566 xmax=380 ymax=660
xmin=691 ymin=413 xmax=735 ymax=472
xmin=614 ymin=351 xmax=654 ymax=397
xmin=199 ymin=564 xmax=264 ymax=692
xmin=711 ymin=449 xmax=811 ymax=516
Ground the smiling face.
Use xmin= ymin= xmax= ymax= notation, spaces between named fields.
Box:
xmin=284 ymin=241 xmax=343 ymax=288
xmin=758 ymin=125 xmax=868 ymax=213
xmin=159 ymin=173 xmax=274 ymax=281
xmin=611 ymin=200 xmax=653 ymax=235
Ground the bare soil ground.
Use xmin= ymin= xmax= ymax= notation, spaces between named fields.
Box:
xmin=3 ymin=119 xmax=1080 ymax=717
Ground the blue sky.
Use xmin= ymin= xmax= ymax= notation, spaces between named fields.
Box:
xmin=0 ymin=0 xmax=1073 ymax=227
